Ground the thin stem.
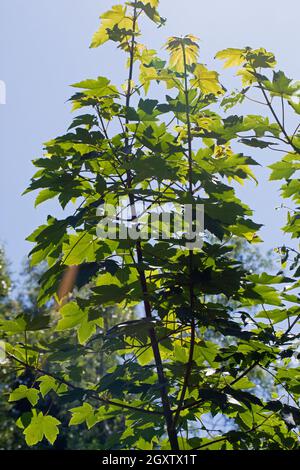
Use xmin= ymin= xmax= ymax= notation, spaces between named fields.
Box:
xmin=281 ymin=95 xmax=285 ymax=129
xmin=281 ymin=314 xmax=300 ymax=340
xmin=229 ymin=359 xmax=260 ymax=387
xmin=177 ymin=358 xmax=260 ymax=413
xmin=123 ymin=1 xmax=179 ymax=450
xmin=259 ymin=364 xmax=300 ymax=409
xmin=243 ymin=93 xmax=267 ymax=106
xmin=24 ymin=330 xmax=28 ymax=365
xmin=256 ymin=79 xmax=300 ymax=154
xmin=292 ymin=123 xmax=300 ymax=141
xmin=194 ymin=412 xmax=277 ymax=450
xmin=6 ymin=352 xmax=162 ymax=416
xmin=173 ymin=41 xmax=196 ymax=429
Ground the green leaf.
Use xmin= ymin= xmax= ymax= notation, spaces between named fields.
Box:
xmin=238 ymin=410 xmax=253 ymax=430
xmin=77 ymin=317 xmax=96 ymax=345
xmin=195 ymin=341 xmax=219 ymax=367
xmin=191 ymin=64 xmax=224 ymax=95
xmin=71 ymin=77 xmax=118 ymax=97
xmin=56 ymin=302 xmax=86 ymax=331
xmin=90 ymin=5 xmax=133 ymax=48
xmin=247 ymin=272 xmax=294 ymax=285
xmin=256 ymin=306 xmax=300 ymax=324
xmin=9 ymin=386 xmax=39 ymax=406
xmin=288 ymin=98 xmax=300 ymax=114
xmin=240 ymin=138 xmax=272 ymax=149
xmin=57 ymin=302 xmax=99 ymax=344
xmin=37 ymin=375 xmax=68 ymax=398
xmin=165 ymin=35 xmax=199 ymax=73
xmin=264 ymin=71 xmax=300 ymax=97
xmin=136 ymin=346 xmax=154 ymax=366
xmin=133 ymin=1 xmax=164 ymax=25
xmin=69 ymin=403 xmax=98 ymax=429
xmin=174 ymin=343 xmax=188 ymax=363
xmin=95 ymin=174 xmax=107 ymax=194
xmin=63 ymin=233 xmax=97 ymax=266
xmin=68 ymin=114 xmax=97 ymax=131
xmin=245 ymin=48 xmax=276 ymax=68
xmin=0 ymin=316 xmax=27 ymax=333
xmin=269 ymin=160 xmax=296 ymax=180
xmin=215 ymin=48 xmax=245 ymax=68
xmin=35 ymin=189 xmax=58 ymax=207
xmin=37 ymin=376 xmax=57 ymax=398
xmin=198 ymin=388 xmax=228 ymax=406
xmin=230 ymin=377 xmax=256 ymax=390
xmin=244 ymin=284 xmax=282 ymax=306
xmin=24 ymin=412 xmax=61 ymax=446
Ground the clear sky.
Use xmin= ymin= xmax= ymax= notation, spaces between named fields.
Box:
xmin=1 ymin=0 xmax=300 ymax=276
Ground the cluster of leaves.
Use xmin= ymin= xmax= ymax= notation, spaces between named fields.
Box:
xmin=0 ymin=259 xmax=128 ymax=449
xmin=1 ymin=0 xmax=300 ymax=450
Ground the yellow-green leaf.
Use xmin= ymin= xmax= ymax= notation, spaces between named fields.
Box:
xmin=191 ymin=64 xmax=224 ymax=95
xmin=69 ymin=403 xmax=98 ymax=429
xmin=137 ymin=346 xmax=153 ymax=366
xmin=90 ymin=5 xmax=133 ymax=48
xmin=56 ymin=302 xmax=85 ymax=331
xmin=9 ymin=385 xmax=39 ymax=406
xmin=77 ymin=317 xmax=96 ymax=345
xmin=165 ymin=35 xmax=199 ymax=73
xmin=24 ymin=412 xmax=61 ymax=446
xmin=215 ymin=48 xmax=245 ymax=68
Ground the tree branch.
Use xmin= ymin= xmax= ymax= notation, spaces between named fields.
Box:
xmin=5 ymin=351 xmax=163 ymax=416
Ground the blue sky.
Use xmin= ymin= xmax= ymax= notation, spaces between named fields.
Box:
xmin=1 ymin=0 xmax=300 ymax=276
